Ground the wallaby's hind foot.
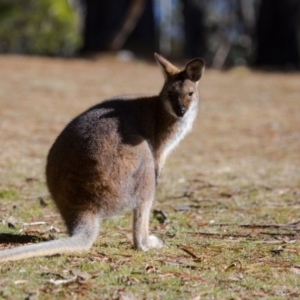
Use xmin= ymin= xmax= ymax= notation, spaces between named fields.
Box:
xmin=148 ymin=235 xmax=164 ymax=249
xmin=134 ymin=235 xmax=164 ymax=252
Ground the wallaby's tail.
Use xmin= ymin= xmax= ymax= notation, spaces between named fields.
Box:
xmin=0 ymin=236 xmax=88 ymax=262
xmin=0 ymin=221 xmax=100 ymax=262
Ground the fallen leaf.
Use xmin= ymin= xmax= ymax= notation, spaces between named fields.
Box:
xmin=39 ymin=197 xmax=48 ymax=207
xmin=22 ymin=221 xmax=47 ymax=226
xmin=8 ymin=222 xmax=16 ymax=229
xmin=159 ymin=272 xmax=177 ymax=279
xmin=145 ymin=264 xmax=157 ymax=274
xmin=153 ymin=209 xmax=169 ymax=224
xmin=290 ymin=267 xmax=300 ymax=275
xmin=71 ymin=269 xmax=91 ymax=281
xmin=225 ymin=260 xmax=243 ymax=272
xmin=121 ymin=276 xmax=140 ymax=285
xmin=118 ymin=291 xmax=135 ymax=300
xmin=178 ymin=245 xmax=201 ymax=261
xmin=49 ymin=277 xmax=76 ymax=285
xmin=14 ymin=280 xmax=28 ymax=285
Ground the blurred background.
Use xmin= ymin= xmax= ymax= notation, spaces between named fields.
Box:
xmin=0 ymin=0 xmax=299 ymax=69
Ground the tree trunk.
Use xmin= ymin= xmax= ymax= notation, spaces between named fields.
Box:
xmin=181 ymin=0 xmax=207 ymax=59
xmin=80 ymin=0 xmax=155 ymax=55
xmin=123 ymin=0 xmax=156 ymax=56
xmin=256 ymin=0 xmax=300 ymax=69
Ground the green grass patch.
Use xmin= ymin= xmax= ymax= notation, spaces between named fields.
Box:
xmin=0 ymin=189 xmax=18 ymax=200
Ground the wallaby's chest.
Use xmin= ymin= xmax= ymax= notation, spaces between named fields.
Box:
xmin=156 ymin=103 xmax=198 ymax=172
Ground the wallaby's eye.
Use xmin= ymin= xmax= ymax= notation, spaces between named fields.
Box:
xmin=188 ymin=91 xmax=194 ymax=97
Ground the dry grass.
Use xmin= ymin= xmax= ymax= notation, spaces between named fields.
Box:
xmin=0 ymin=54 xmax=300 ymax=299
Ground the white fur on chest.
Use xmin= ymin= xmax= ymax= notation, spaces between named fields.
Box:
xmin=161 ymin=101 xmax=198 ymax=164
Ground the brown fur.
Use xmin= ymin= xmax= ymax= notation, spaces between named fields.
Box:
xmin=0 ymin=53 xmax=204 ymax=261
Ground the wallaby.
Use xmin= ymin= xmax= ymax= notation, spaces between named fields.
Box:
xmin=0 ymin=53 xmax=204 ymax=262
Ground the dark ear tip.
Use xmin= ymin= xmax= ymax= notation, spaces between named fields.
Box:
xmin=187 ymin=58 xmax=205 ymax=69
xmin=185 ymin=58 xmax=205 ymax=82
xmin=190 ymin=58 xmax=205 ymax=67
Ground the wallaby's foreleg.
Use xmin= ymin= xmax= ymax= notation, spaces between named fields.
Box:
xmin=0 ymin=213 xmax=100 ymax=262
xmin=133 ymin=199 xmax=164 ymax=251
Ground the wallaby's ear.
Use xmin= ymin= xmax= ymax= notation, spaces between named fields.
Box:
xmin=185 ymin=58 xmax=205 ymax=83
xmin=154 ymin=53 xmax=180 ymax=79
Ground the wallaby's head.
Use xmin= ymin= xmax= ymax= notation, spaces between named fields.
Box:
xmin=155 ymin=53 xmax=205 ymax=118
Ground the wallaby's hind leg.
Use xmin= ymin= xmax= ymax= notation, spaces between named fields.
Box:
xmin=133 ymin=198 xmax=164 ymax=251
xmin=65 ymin=211 xmax=100 ymax=251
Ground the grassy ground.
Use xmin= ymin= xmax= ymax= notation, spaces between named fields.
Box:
xmin=0 ymin=54 xmax=299 ymax=299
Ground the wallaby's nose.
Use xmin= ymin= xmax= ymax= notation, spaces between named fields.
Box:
xmin=176 ymin=106 xmax=186 ymax=117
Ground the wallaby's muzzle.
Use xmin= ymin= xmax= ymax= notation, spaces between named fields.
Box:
xmin=174 ymin=105 xmax=187 ymax=117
